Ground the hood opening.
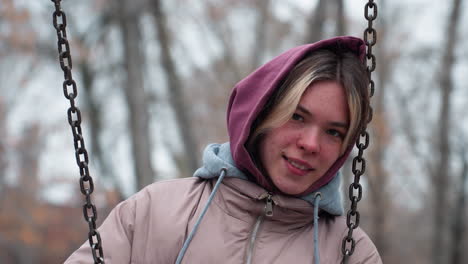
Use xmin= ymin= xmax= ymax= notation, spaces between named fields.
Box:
xmin=227 ymin=36 xmax=367 ymax=196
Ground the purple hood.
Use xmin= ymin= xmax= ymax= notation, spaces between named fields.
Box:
xmin=227 ymin=36 xmax=366 ymax=195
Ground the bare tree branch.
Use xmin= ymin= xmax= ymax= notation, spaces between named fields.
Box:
xmin=151 ymin=0 xmax=200 ymax=175
xmin=250 ymin=0 xmax=271 ymax=70
xmin=432 ymin=0 xmax=463 ymax=262
xmin=305 ymin=0 xmax=327 ymax=43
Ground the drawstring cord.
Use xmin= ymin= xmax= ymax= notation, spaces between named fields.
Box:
xmin=313 ymin=192 xmax=322 ymax=264
xmin=175 ymin=168 xmax=227 ymax=264
xmin=175 ymin=171 xmax=322 ymax=264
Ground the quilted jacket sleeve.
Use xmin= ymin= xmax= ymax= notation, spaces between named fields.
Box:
xmin=64 ymin=197 xmax=136 ymax=264
xmin=347 ymin=227 xmax=383 ymax=264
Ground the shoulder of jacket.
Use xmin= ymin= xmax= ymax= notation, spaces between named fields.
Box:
xmin=330 ymin=216 xmax=382 ymax=263
xmin=108 ymin=177 xmax=210 ymax=227
xmin=133 ymin=177 xmax=204 ymax=198
xmin=314 ymin=216 xmax=381 ymax=263
xmin=118 ymin=177 xmax=208 ymax=209
xmin=141 ymin=177 xmax=204 ymax=192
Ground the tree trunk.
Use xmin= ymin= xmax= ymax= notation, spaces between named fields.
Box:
xmin=151 ymin=0 xmax=200 ymax=175
xmin=305 ymin=0 xmax=327 ymax=43
xmin=0 ymin=99 xmax=6 ymax=197
xmin=335 ymin=0 xmax=346 ymax=36
xmin=250 ymin=0 xmax=270 ymax=70
xmin=432 ymin=0 xmax=462 ymax=263
xmin=17 ymin=123 xmax=41 ymax=199
xmin=118 ymin=0 xmax=155 ymax=190
xmin=367 ymin=120 xmax=389 ymax=260
xmin=449 ymin=147 xmax=467 ymax=264
xmin=79 ymin=60 xmax=123 ymax=196
xmin=367 ymin=1 xmax=392 ymax=260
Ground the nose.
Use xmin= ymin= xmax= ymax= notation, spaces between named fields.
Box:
xmin=297 ymin=127 xmax=321 ymax=153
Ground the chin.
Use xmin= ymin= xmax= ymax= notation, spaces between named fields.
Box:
xmin=275 ymin=183 xmax=307 ymax=196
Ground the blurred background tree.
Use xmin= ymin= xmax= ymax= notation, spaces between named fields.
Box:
xmin=0 ymin=0 xmax=467 ymax=263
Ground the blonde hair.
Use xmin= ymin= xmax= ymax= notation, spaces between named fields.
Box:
xmin=248 ymin=49 xmax=369 ymax=155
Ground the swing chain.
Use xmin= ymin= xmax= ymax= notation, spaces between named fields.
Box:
xmin=342 ymin=0 xmax=377 ymax=263
xmin=50 ymin=1 xmax=105 ymax=263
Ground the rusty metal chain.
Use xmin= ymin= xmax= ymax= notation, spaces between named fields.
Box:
xmin=50 ymin=1 xmax=105 ymax=263
xmin=341 ymin=0 xmax=377 ymax=263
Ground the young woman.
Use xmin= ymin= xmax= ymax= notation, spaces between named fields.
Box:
xmin=66 ymin=36 xmax=382 ymax=263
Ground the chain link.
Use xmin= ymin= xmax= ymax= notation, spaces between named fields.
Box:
xmin=50 ymin=1 xmax=105 ymax=263
xmin=342 ymin=1 xmax=377 ymax=263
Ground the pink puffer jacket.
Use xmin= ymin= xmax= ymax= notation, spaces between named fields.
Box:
xmin=65 ymin=177 xmax=381 ymax=263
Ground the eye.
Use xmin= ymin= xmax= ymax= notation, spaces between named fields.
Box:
xmin=327 ymin=129 xmax=345 ymax=139
xmin=291 ymin=113 xmax=304 ymax=122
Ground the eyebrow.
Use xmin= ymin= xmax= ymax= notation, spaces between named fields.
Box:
xmin=296 ymin=105 xmax=349 ymax=129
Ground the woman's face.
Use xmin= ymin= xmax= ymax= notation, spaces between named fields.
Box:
xmin=259 ymin=80 xmax=349 ymax=195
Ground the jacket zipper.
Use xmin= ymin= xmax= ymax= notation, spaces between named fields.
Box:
xmin=245 ymin=193 xmax=274 ymax=264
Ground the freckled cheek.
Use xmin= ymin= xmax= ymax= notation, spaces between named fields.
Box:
xmin=275 ymin=129 xmax=301 ymax=146
xmin=262 ymin=126 xmax=302 ymax=156
xmin=260 ymin=132 xmax=294 ymax=166
xmin=321 ymin=141 xmax=343 ymax=162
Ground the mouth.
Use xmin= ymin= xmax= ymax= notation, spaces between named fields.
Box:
xmin=283 ymin=155 xmax=314 ymax=173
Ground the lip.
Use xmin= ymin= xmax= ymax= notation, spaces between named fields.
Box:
xmin=283 ymin=155 xmax=314 ymax=176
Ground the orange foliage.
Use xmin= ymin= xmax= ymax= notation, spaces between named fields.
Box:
xmin=0 ymin=184 xmax=121 ymax=263
xmin=0 ymin=0 xmax=37 ymax=54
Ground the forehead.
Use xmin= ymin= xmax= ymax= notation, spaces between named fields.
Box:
xmin=298 ymin=80 xmax=349 ymax=122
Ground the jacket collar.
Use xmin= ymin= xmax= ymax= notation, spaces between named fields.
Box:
xmin=194 ymin=143 xmax=344 ymax=216
xmin=214 ymin=177 xmax=316 ymax=229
